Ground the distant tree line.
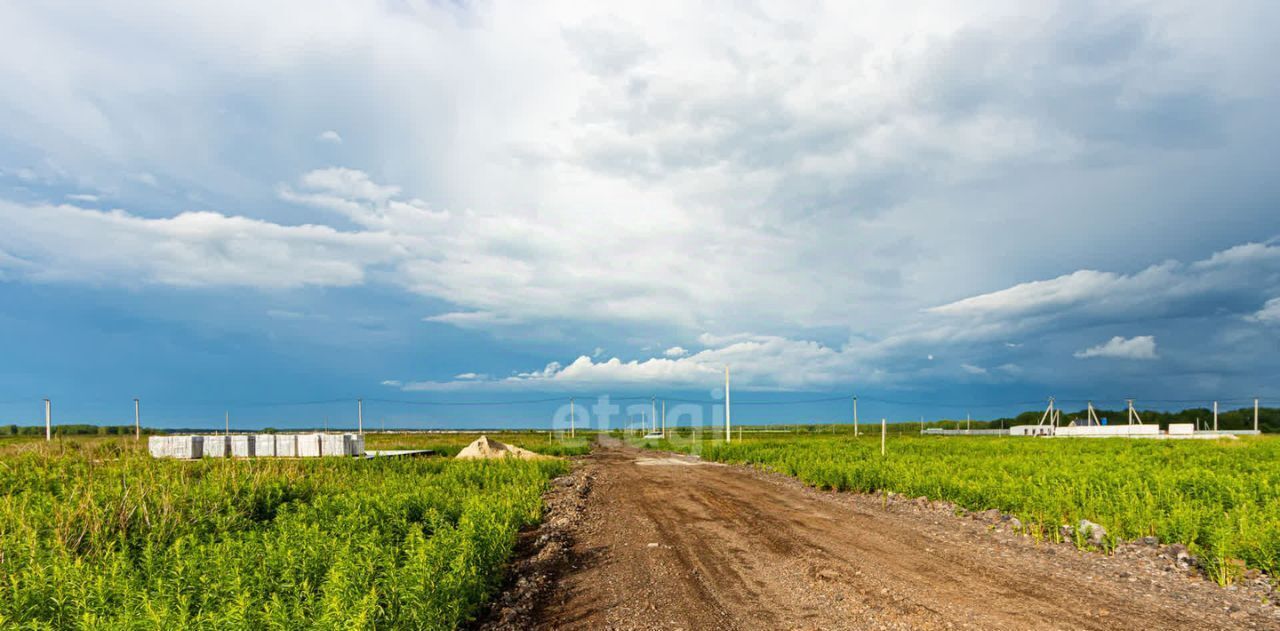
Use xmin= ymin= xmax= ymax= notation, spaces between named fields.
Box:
xmin=0 ymin=424 xmax=158 ymax=437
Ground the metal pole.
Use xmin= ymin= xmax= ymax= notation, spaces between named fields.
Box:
xmin=44 ymin=399 xmax=51 ymax=441
xmin=134 ymin=398 xmax=140 ymax=440
xmin=853 ymin=396 xmax=858 ymax=437
xmin=1213 ymin=400 xmax=1218 ymax=432
xmin=881 ymin=418 xmax=886 ymax=456
xmin=725 ymin=365 xmax=731 ymax=443
xmin=358 ymin=398 xmax=363 ymax=436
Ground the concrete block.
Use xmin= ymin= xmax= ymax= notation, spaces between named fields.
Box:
xmin=275 ymin=434 xmax=298 ymax=458
xmin=320 ymin=433 xmax=348 ymax=456
xmin=255 ymin=434 xmax=276 ymax=457
xmin=229 ymin=434 xmax=255 ymax=458
xmin=203 ymin=435 xmax=230 ymax=458
xmin=297 ymin=433 xmax=323 ymax=458
xmin=148 ymin=435 xmax=204 ymax=459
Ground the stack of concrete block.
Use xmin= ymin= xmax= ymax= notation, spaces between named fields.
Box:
xmin=148 ymin=435 xmax=204 ymax=459
xmin=229 ymin=434 xmax=255 ymax=458
xmin=320 ymin=433 xmax=349 ymax=457
xmin=203 ymin=435 xmax=230 ymax=458
xmin=255 ymin=434 xmax=277 ymax=457
xmin=275 ymin=434 xmax=298 ymax=458
xmin=297 ymin=433 xmax=323 ymax=458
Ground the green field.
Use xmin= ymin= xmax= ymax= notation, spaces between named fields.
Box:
xmin=645 ymin=430 xmax=1280 ymax=585
xmin=0 ymin=435 xmax=569 ymax=629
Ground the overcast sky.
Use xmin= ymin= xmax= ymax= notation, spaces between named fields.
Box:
xmin=1 ymin=1 xmax=1278 ymax=428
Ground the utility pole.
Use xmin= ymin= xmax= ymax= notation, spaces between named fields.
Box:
xmin=1213 ymin=400 xmax=1218 ymax=432
xmin=570 ymin=397 xmax=575 ymax=438
xmin=225 ymin=411 xmax=230 ymax=435
xmin=651 ymin=397 xmax=657 ymax=433
xmin=44 ymin=398 xmax=51 ymax=441
xmin=134 ymin=398 xmax=140 ymax=440
xmin=725 ymin=365 xmax=732 ymax=443
xmin=1255 ymin=397 xmax=1260 ymax=432
xmin=880 ymin=418 xmax=886 ymax=456
xmin=853 ymin=396 xmax=858 ymax=437
xmin=357 ymin=399 xmax=364 ymax=435
xmin=966 ymin=413 xmax=971 ymax=433
xmin=661 ymin=399 xmax=666 ymax=439
xmin=1037 ymin=397 xmax=1055 ymax=429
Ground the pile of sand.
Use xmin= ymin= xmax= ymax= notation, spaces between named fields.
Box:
xmin=455 ymin=435 xmax=549 ymax=460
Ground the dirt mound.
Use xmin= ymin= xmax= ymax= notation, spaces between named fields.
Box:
xmin=455 ymin=435 xmax=549 ymax=460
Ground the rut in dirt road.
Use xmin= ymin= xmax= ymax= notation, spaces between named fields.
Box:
xmin=526 ymin=441 xmax=1278 ymax=630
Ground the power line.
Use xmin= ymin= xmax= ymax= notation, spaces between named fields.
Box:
xmin=364 ymin=396 xmax=568 ymax=407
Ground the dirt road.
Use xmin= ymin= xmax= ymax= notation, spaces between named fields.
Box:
xmin=518 ymin=439 xmax=1277 ymax=630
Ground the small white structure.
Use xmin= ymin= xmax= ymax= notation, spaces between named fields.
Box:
xmin=1168 ymin=423 xmax=1195 ymax=436
xmin=1009 ymin=425 xmax=1054 ymax=436
xmin=1055 ymin=424 xmax=1159 ymax=437
xmin=229 ymin=434 xmax=256 ymax=458
xmin=203 ymin=435 xmax=230 ymax=458
xmin=148 ymin=435 xmax=204 ymax=459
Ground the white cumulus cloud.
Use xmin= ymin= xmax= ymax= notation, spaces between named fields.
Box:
xmin=1074 ymin=336 xmax=1158 ymax=360
xmin=1247 ymin=298 xmax=1280 ymax=324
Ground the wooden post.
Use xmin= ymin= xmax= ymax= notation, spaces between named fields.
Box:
xmin=725 ymin=365 xmax=731 ymax=443
xmin=881 ymin=418 xmax=886 ymax=456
